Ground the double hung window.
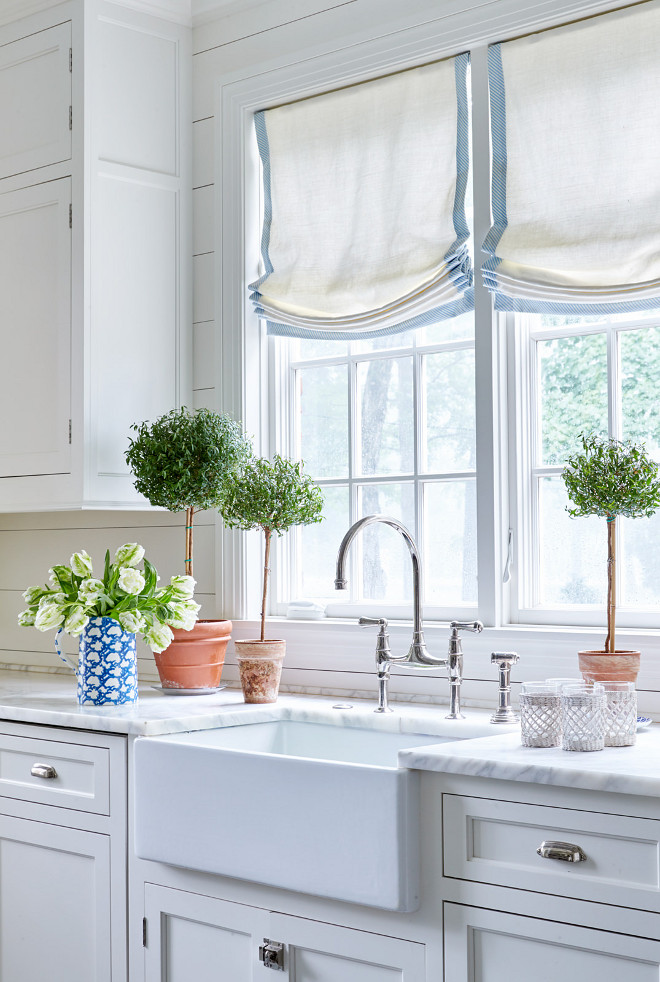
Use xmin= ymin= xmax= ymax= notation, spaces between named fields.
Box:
xmin=244 ymin=0 xmax=660 ymax=633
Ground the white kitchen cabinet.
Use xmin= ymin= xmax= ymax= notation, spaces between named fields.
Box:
xmin=143 ymin=883 xmax=426 ymax=982
xmin=0 ymin=720 xmax=127 ymax=982
xmin=0 ymin=21 xmax=72 ymax=180
xmin=438 ymin=776 xmax=660 ymax=982
xmin=0 ymin=816 xmax=112 ymax=982
xmin=0 ymin=0 xmax=191 ymax=511
xmin=443 ymin=902 xmax=660 ymax=982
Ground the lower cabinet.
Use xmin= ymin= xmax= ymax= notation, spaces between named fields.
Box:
xmin=0 ymin=815 xmax=112 ymax=982
xmin=144 ymin=884 xmax=426 ymax=981
xmin=444 ymin=901 xmax=660 ymax=982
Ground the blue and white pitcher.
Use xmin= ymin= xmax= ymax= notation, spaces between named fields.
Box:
xmin=55 ymin=616 xmax=138 ymax=706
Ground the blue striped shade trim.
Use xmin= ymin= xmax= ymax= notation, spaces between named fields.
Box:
xmin=266 ymin=290 xmax=475 ymax=340
xmin=493 ymin=293 xmax=660 ymax=315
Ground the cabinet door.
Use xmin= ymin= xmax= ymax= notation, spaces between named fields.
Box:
xmin=444 ymin=902 xmax=660 ymax=982
xmin=144 ymin=885 xmax=425 ymax=982
xmin=271 ymin=910 xmax=426 ymax=981
xmin=0 ymin=22 xmax=71 ymax=179
xmin=0 ymin=178 xmax=71 ymax=477
xmin=144 ymin=884 xmax=270 ymax=982
xmin=0 ymin=814 xmax=112 ymax=982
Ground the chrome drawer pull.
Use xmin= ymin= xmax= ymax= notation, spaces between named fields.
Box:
xmin=30 ymin=763 xmax=58 ymax=780
xmin=537 ymin=840 xmax=587 ymax=863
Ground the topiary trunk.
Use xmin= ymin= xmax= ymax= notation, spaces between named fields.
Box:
xmin=185 ymin=506 xmax=194 ymax=579
xmin=605 ymin=517 xmax=616 ymax=653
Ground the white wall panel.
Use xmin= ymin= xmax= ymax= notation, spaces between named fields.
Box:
xmin=96 ymin=19 xmax=179 ymax=174
xmin=91 ymin=175 xmax=178 ymax=478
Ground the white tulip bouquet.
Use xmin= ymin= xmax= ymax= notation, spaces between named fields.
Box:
xmin=18 ymin=543 xmax=200 ymax=652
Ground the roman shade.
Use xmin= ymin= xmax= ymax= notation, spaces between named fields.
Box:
xmin=250 ymin=56 xmax=473 ymax=339
xmin=483 ymin=1 xmax=660 ymax=314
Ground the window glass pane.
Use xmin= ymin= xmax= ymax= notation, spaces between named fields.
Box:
xmin=620 ymin=325 xmax=660 ymax=460
xmin=620 ymin=512 xmax=660 ymax=609
xmin=538 ymin=333 xmax=608 ymax=465
xmin=358 ymin=483 xmax=415 ymax=603
xmin=299 ymin=485 xmax=349 ymax=600
xmin=419 ymin=311 xmax=474 ymax=345
xmin=423 ymin=481 xmax=477 ymax=604
xmin=423 ymin=349 xmax=475 ymax=472
xmin=297 ymin=364 xmax=348 ymax=478
xmin=357 ymin=357 xmax=414 ymax=476
xmin=538 ymin=311 xmax=658 ymax=329
xmin=538 ymin=475 xmax=605 ymax=606
xmin=286 ymin=336 xmax=349 ymax=360
xmin=353 ymin=330 xmax=416 ymax=354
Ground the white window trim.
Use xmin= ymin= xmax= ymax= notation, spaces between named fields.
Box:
xmin=212 ymin=0 xmax=658 ymax=693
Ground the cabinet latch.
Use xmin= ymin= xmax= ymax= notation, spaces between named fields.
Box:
xmin=259 ymin=939 xmax=285 ymax=971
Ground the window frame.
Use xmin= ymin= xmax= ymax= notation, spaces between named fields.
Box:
xmin=509 ymin=312 xmax=660 ymax=630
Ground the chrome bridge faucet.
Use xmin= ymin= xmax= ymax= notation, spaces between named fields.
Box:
xmin=335 ymin=514 xmax=483 ymax=718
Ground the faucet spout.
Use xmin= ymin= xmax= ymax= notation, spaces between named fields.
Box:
xmin=335 ymin=515 xmax=447 ymax=669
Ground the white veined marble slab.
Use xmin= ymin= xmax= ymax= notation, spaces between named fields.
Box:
xmin=399 ymin=727 xmax=660 ymax=796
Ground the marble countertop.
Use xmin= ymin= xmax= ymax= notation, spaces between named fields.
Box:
xmin=400 ymin=727 xmax=660 ymax=796
xmin=2 ymin=670 xmax=658 ymax=797
xmin=0 ymin=669 xmax=516 ymax=738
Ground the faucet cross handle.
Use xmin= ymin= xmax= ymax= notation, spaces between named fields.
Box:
xmin=359 ymin=617 xmax=398 ymax=713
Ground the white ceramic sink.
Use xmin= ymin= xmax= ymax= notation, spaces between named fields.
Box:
xmin=133 ymin=718 xmax=462 ymax=911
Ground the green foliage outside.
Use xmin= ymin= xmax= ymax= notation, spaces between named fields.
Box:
xmin=562 ymin=433 xmax=660 ymax=651
xmin=125 ymin=407 xmax=251 ymax=579
xmin=222 ymin=455 xmax=324 ymax=640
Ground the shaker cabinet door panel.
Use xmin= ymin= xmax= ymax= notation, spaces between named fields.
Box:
xmin=271 ymin=910 xmax=426 ymax=981
xmin=0 ymin=22 xmax=72 ymax=179
xmin=0 ymin=815 xmax=111 ymax=982
xmin=0 ymin=178 xmax=71 ymax=478
xmin=144 ymin=885 xmax=270 ymax=982
xmin=444 ymin=903 xmax=660 ymax=982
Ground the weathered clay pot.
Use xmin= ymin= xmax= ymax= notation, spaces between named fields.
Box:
xmin=154 ymin=619 xmax=232 ymax=690
xmin=235 ymin=639 xmax=285 ymax=704
xmin=578 ymin=649 xmax=640 ymax=684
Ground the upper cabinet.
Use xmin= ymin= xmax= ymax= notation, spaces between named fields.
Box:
xmin=0 ymin=21 xmax=72 ymax=180
xmin=0 ymin=0 xmax=192 ymax=511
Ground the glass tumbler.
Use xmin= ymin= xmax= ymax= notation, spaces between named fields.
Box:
xmin=602 ymin=681 xmax=637 ymax=747
xmin=561 ymin=683 xmax=606 ymax=752
xmin=520 ymin=682 xmax=561 ymax=747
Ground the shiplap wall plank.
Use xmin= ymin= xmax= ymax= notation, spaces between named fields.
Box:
xmin=0 ymin=504 xmax=218 ymax=673
xmin=193 ymin=0 xmax=358 ymax=54
xmin=193 ymin=185 xmax=214 ymax=255
xmin=193 ymin=251 xmax=214 ymax=321
xmin=193 ymin=117 xmax=213 ymax=187
xmin=193 ymin=321 xmax=215 ymax=390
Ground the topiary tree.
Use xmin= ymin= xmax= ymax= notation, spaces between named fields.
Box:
xmin=221 ymin=455 xmax=324 ymax=641
xmin=125 ymin=407 xmax=252 ymax=579
xmin=562 ymin=433 xmax=660 ymax=652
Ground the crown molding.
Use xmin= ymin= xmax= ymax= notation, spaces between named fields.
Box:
xmin=0 ymin=0 xmax=192 ymax=28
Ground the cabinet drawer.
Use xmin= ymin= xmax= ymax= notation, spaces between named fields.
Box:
xmin=443 ymin=793 xmax=660 ymax=912
xmin=0 ymin=732 xmax=110 ymax=815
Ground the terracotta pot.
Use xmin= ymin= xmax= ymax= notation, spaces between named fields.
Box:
xmin=578 ymin=649 xmax=640 ymax=684
xmin=154 ymin=619 xmax=232 ymax=690
xmin=235 ymin=639 xmax=285 ymax=704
